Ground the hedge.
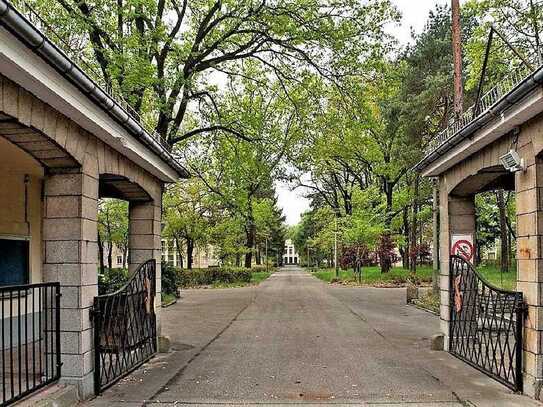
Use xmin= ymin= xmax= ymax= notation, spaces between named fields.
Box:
xmin=177 ymin=266 xmax=252 ymax=287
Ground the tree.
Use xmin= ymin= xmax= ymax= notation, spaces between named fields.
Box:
xmin=98 ymin=199 xmax=129 ymax=270
xmin=30 ymin=0 xmax=399 ymax=147
xmin=163 ymin=179 xmax=211 ymax=269
xmin=254 ymin=197 xmax=287 ymax=266
xmin=184 ymin=75 xmax=303 ymax=268
xmin=210 ymin=216 xmax=247 ymax=266
xmin=464 ymin=0 xmax=542 ymax=94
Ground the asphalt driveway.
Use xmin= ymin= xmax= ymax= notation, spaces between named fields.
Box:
xmin=84 ymin=267 xmax=540 ymax=406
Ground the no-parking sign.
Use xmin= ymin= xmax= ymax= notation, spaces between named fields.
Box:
xmin=451 ymin=234 xmax=474 ymax=263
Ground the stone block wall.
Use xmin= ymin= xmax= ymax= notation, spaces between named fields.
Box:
xmin=436 ymin=113 xmax=543 ymax=398
xmin=0 ymin=73 xmax=166 ymax=399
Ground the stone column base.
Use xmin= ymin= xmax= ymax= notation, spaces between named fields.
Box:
xmin=60 ymin=371 xmax=95 ymax=400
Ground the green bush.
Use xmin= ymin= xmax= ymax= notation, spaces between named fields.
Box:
xmin=250 ymin=265 xmax=273 ymax=273
xmin=177 ymin=267 xmax=253 ymax=287
xmin=98 ymin=267 xmax=129 ymax=295
xmin=161 ymin=262 xmax=179 ymax=296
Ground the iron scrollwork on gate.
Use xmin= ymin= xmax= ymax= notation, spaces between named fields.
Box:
xmin=449 ymin=255 xmax=526 ymax=391
xmin=92 ymin=260 xmax=157 ymax=394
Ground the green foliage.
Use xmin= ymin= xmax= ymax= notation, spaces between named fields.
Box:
xmin=98 ymin=199 xmax=129 ymax=269
xmin=161 ymin=262 xmax=179 ymax=296
xmin=98 ymin=267 xmax=129 ymax=295
xmin=313 ymin=266 xmax=433 ymax=286
xmin=177 ymin=267 xmax=254 ymax=287
xmin=182 ymin=76 xmax=295 ymax=267
xmin=464 ymin=0 xmax=542 ymax=92
xmin=26 ymin=0 xmax=399 ymax=145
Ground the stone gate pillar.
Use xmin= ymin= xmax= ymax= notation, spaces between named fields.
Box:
xmin=515 ymin=155 xmax=543 ymax=398
xmin=128 ymin=198 xmax=162 ymax=335
xmin=439 ymin=184 xmax=476 ymax=350
xmin=42 ymin=170 xmax=99 ymax=398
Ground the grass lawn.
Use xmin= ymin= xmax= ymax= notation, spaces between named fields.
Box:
xmin=313 ymin=265 xmax=433 ymax=287
xmin=477 ymin=264 xmax=517 ymax=291
xmin=251 ymin=271 xmax=272 ymax=284
xmin=210 ymin=271 xmax=272 ymax=288
xmin=312 ymin=263 xmax=518 ymax=290
xmin=161 ymin=292 xmax=176 ymax=305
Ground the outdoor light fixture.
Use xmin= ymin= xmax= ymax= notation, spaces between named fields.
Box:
xmin=500 ymin=150 xmax=525 ymax=173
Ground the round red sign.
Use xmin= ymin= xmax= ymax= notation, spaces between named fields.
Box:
xmin=451 ymin=239 xmax=474 ymax=261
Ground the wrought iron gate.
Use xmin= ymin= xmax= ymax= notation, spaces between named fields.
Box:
xmin=449 ymin=255 xmax=526 ymax=391
xmin=93 ymin=260 xmax=157 ymax=394
xmin=0 ymin=283 xmax=61 ymax=406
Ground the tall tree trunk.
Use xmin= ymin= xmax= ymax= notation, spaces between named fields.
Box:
xmin=409 ymin=176 xmax=420 ymax=274
xmin=384 ymin=181 xmax=393 ymax=231
xmin=187 ymin=238 xmax=194 ymax=270
xmin=123 ymin=246 xmax=128 ymax=269
xmin=380 ymin=180 xmax=395 ymax=273
xmin=107 ymin=242 xmax=113 ymax=270
xmin=175 ymin=236 xmax=184 ymax=269
xmin=496 ymin=190 xmax=509 ymax=272
xmin=97 ymin=232 xmax=105 ymax=273
xmin=402 ymin=206 xmax=410 ymax=269
xmin=432 ymin=179 xmax=440 ymax=295
xmin=256 ymin=244 xmax=261 ymax=265
xmin=245 ymin=221 xmax=256 ymax=268
xmin=451 ymin=0 xmax=463 ymax=117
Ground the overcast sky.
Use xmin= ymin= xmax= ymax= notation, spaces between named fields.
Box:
xmin=277 ymin=0 xmax=455 ymax=226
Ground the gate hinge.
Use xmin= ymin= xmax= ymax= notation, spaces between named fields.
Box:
xmin=89 ymin=308 xmax=100 ymax=320
xmin=515 ymin=301 xmax=528 ymax=317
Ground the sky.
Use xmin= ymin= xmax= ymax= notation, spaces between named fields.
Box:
xmin=277 ymin=0 xmax=454 ymax=226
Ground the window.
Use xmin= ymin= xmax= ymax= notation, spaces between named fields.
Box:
xmin=116 ymin=255 xmax=123 ymax=265
xmin=0 ymin=238 xmax=29 ymax=286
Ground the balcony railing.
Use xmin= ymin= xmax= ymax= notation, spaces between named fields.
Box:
xmin=424 ymin=61 xmax=539 ymax=157
xmin=0 ymin=282 xmax=61 ymax=406
xmin=8 ymin=0 xmax=170 ymax=150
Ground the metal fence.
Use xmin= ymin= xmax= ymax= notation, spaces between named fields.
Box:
xmin=93 ymin=259 xmax=157 ymax=394
xmin=425 ymin=61 xmax=535 ymax=156
xmin=449 ymin=255 xmax=525 ymax=391
xmin=0 ymin=283 xmax=61 ymax=406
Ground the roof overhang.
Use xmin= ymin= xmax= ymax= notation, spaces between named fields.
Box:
xmin=417 ymin=65 xmax=543 ymax=178
xmin=421 ymin=87 xmax=543 ymax=177
xmin=0 ymin=1 xmax=188 ymax=182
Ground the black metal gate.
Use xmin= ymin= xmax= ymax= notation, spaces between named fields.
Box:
xmin=93 ymin=260 xmax=157 ymax=394
xmin=449 ymin=255 xmax=526 ymax=391
xmin=0 ymin=283 xmax=61 ymax=406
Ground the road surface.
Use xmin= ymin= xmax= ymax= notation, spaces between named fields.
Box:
xmin=85 ymin=267 xmax=540 ymax=406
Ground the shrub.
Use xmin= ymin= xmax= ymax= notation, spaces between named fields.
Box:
xmin=161 ymin=262 xmax=179 ymax=296
xmin=251 ymin=265 xmax=272 ymax=273
xmin=376 ymin=234 xmax=399 ymax=273
xmin=98 ymin=267 xmax=129 ymax=294
xmin=177 ymin=266 xmax=253 ymax=287
xmin=409 ymin=242 xmax=432 ymax=265
xmin=340 ymin=244 xmax=372 ymax=269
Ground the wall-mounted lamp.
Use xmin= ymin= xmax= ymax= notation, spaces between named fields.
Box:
xmin=500 ymin=150 xmax=525 ymax=173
